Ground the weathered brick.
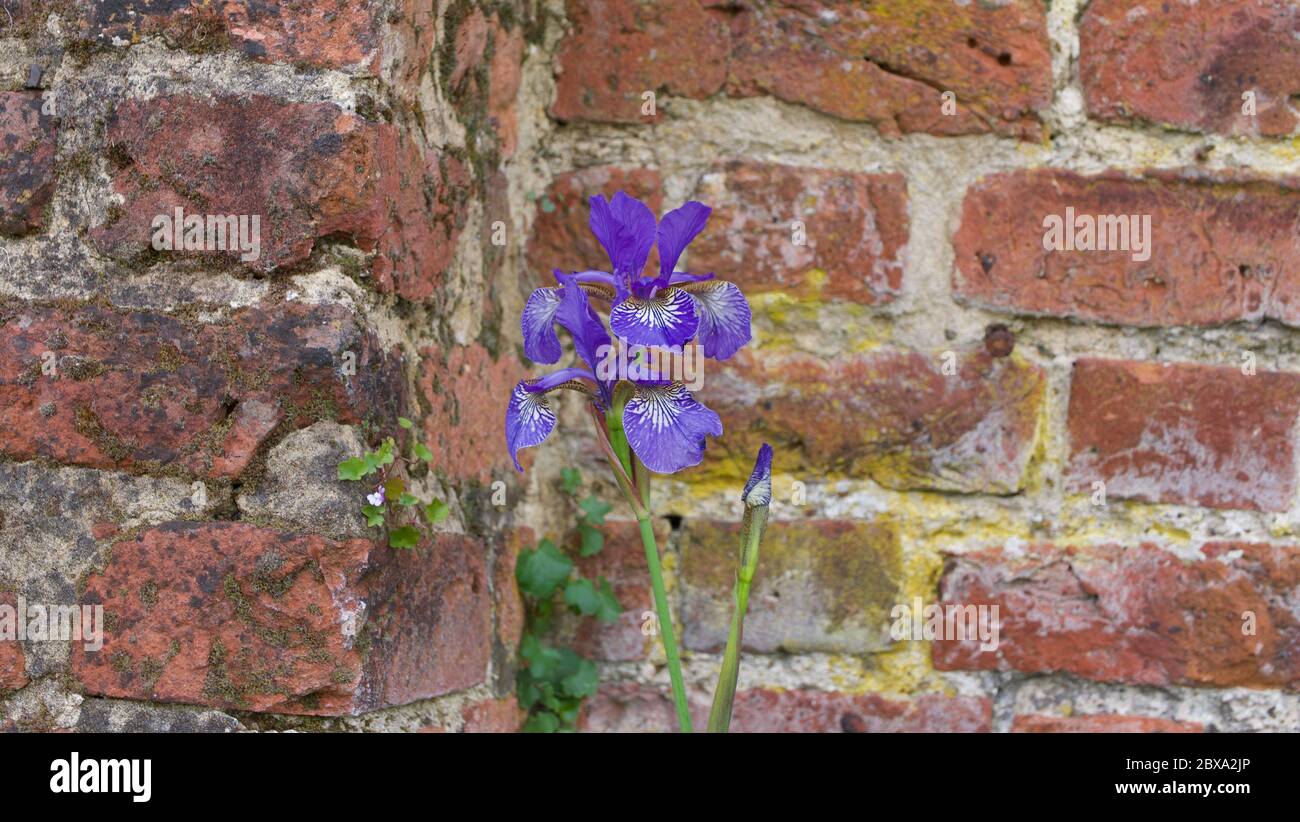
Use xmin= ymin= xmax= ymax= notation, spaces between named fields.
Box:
xmin=461 ymin=695 xmax=523 ymax=732
xmin=0 ymin=91 xmax=56 ymax=236
xmin=579 ymin=684 xmax=991 ymax=733
xmin=526 ymin=166 xmax=663 ymax=279
xmin=1012 ymin=714 xmax=1203 ymax=733
xmin=418 ymin=343 xmax=524 ymax=484
xmin=80 ymin=0 xmax=384 ymax=70
xmin=552 ymin=0 xmax=1051 ymax=139
xmin=492 ymin=529 xmax=530 ymax=660
xmin=0 ymin=300 xmax=403 ymax=479
xmin=550 ymin=0 xmax=730 ymax=124
xmin=91 ymin=95 xmax=468 ymax=299
xmin=1067 ymin=359 xmax=1300 ymax=511
xmin=1080 ymin=0 xmax=1300 ymax=137
xmin=680 ymin=519 xmax=901 ymax=654
xmin=953 ymin=169 xmax=1300 ymax=326
xmin=549 ymin=520 xmax=667 ymax=662
xmin=933 ymin=542 xmax=1300 ymax=689
xmin=72 ymin=521 xmax=492 ymax=715
xmin=705 ymin=347 xmax=1045 ymax=493
xmin=0 ymin=593 xmax=27 ymax=692
xmin=689 ymin=162 xmax=908 ymax=304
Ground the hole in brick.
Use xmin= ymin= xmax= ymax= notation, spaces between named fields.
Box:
xmin=966 ymin=37 xmax=977 ymax=48
xmin=664 ymin=514 xmax=683 ymax=531
xmin=997 ymin=53 xmax=1012 ymax=67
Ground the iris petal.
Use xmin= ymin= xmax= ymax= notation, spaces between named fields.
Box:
xmin=589 ymin=192 xmax=656 ymax=277
xmin=609 ymin=286 xmax=700 ymax=350
xmin=623 ymin=382 xmax=723 ymax=474
xmin=742 ymin=443 xmax=774 ymax=507
xmin=553 ymin=272 xmax=614 ymax=404
xmin=505 ymin=381 xmax=558 ymax=471
xmin=521 ymin=287 xmax=563 ymax=364
xmin=655 ymin=201 xmax=711 ymax=287
xmin=683 ymin=280 xmax=752 ymax=360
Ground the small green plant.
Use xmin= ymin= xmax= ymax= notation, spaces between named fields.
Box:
xmin=515 ymin=467 xmax=621 ymax=732
xmin=337 ymin=417 xmax=450 ymax=549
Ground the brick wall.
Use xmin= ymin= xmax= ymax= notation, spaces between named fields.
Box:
xmin=4 ymin=0 xmax=1300 ymax=733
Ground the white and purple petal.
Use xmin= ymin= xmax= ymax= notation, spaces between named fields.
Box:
xmin=553 ymin=273 xmax=615 ymax=403
xmin=609 ymin=286 xmax=700 ymax=350
xmin=505 ymin=381 xmax=558 ymax=471
xmin=655 ymin=201 xmax=711 ymax=286
xmin=623 ymin=382 xmax=723 ymax=474
xmin=521 ymin=287 xmax=563 ymax=364
xmin=741 ymin=443 xmax=774 ymax=507
xmin=683 ymin=280 xmax=751 ymax=360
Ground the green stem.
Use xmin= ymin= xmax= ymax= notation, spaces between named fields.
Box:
xmin=706 ymin=505 xmax=768 ymax=733
xmin=638 ymin=513 xmax=692 ymax=733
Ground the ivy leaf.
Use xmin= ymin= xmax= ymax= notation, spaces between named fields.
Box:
xmin=383 ymin=476 xmax=405 ymax=499
xmin=594 ymin=577 xmax=622 ymax=624
xmin=523 ymin=711 xmax=560 ymax=733
xmin=337 ymin=457 xmax=371 ymax=481
xmin=563 ymin=578 xmax=600 ymax=616
xmin=361 ymin=503 xmax=386 ymax=528
xmin=398 ymin=417 xmax=414 ymax=429
xmin=515 ymin=539 xmax=572 ymax=599
xmin=398 ymin=493 xmax=419 ymax=507
xmin=578 ymin=496 xmax=612 ymax=525
xmin=560 ymin=467 xmax=582 ymax=495
xmin=412 ymin=442 xmax=434 ymax=463
xmin=388 ymin=525 xmax=421 ymax=549
xmin=560 ymin=658 xmax=599 ymax=699
xmin=424 ymin=499 xmax=449 ymax=525
xmin=578 ymin=522 xmax=604 ymax=557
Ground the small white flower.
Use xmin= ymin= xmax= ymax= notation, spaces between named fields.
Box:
xmin=366 ymin=488 xmax=385 ymax=506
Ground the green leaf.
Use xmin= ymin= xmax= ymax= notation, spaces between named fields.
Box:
xmin=361 ymin=504 xmax=386 ymax=528
xmin=398 ymin=417 xmax=414 ymax=429
xmin=560 ymin=467 xmax=582 ymax=495
xmin=594 ymin=577 xmax=622 ymax=624
xmin=388 ymin=525 xmax=421 ymax=549
xmin=563 ymin=578 xmax=600 ymax=616
xmin=412 ymin=442 xmax=434 ymax=463
xmin=337 ymin=457 xmax=370 ymax=481
xmin=578 ymin=522 xmax=604 ymax=557
xmin=523 ymin=711 xmax=561 ymax=733
xmin=578 ymin=496 xmax=613 ymax=525
xmin=424 ymin=499 xmax=449 ymax=525
xmin=560 ymin=658 xmax=599 ymax=699
xmin=515 ymin=539 xmax=573 ymax=599
xmin=398 ymin=493 xmax=419 ymax=507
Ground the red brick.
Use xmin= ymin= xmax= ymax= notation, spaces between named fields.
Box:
xmin=953 ymin=169 xmax=1300 ymax=326
xmin=461 ymin=695 xmax=523 ymax=732
xmin=552 ymin=0 xmax=1051 ymax=139
xmin=550 ymin=0 xmax=730 ymax=124
xmin=1081 ymin=0 xmax=1300 ymax=137
xmin=724 ymin=0 xmax=1050 ymax=139
xmin=704 ymin=346 xmax=1045 ymax=493
xmin=680 ymin=519 xmax=901 ymax=654
xmin=1067 ymin=359 xmax=1300 ymax=511
xmin=689 ymin=162 xmax=908 ymax=304
xmin=80 ymin=0 xmax=384 ymax=71
xmin=417 ymin=343 xmax=524 ymax=484
xmin=0 ymin=301 xmax=403 ymax=479
xmin=489 ymin=21 xmax=525 ymax=161
xmin=0 ymin=91 xmax=57 ymax=236
xmin=493 ymin=528 xmax=530 ymax=657
xmin=72 ymin=521 xmax=492 ymax=715
xmin=527 ymin=166 xmax=663 ymax=279
xmin=549 ymin=520 xmax=667 ymax=662
xmin=933 ymin=542 xmax=1300 ymax=689
xmin=1012 ymin=714 xmax=1203 ymax=733
xmin=0 ymin=593 xmax=27 ymax=692
xmin=91 ymin=95 xmax=468 ymax=299
xmin=579 ymin=684 xmax=991 ymax=733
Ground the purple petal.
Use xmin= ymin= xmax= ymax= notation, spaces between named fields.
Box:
xmin=522 ymin=367 xmax=597 ymax=393
xmin=684 ymin=280 xmax=751 ymax=360
xmin=655 ymin=202 xmax=711 ymax=286
xmin=609 ymin=287 xmax=700 ymax=350
xmin=624 ymin=382 xmax=723 ymax=474
xmin=505 ymin=381 xmax=558 ymax=471
xmin=554 ymin=272 xmax=614 ymax=404
xmin=668 ymin=271 xmax=714 ymax=286
xmin=589 ymin=192 xmax=656 ymax=277
xmin=521 ymin=287 xmax=563 ymax=364
xmin=742 ymin=443 xmax=774 ymax=507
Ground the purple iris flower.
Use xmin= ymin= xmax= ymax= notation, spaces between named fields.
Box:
xmin=506 ymin=191 xmax=752 ymax=475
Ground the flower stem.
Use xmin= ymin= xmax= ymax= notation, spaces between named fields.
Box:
xmin=637 ymin=513 xmax=692 ymax=733
xmin=706 ymin=504 xmax=767 ymax=732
